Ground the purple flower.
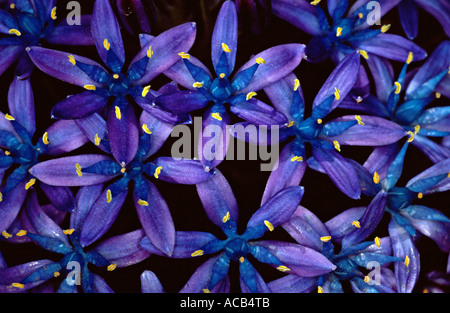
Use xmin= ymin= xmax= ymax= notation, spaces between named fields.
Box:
xmin=268 ymin=206 xmax=402 ymax=293
xmin=150 ymin=0 xmax=305 ymax=170
xmin=26 ymin=0 xmax=197 ymax=165
xmin=0 ymin=76 xmax=88 ymax=235
xmin=0 ymin=0 xmax=93 ymax=79
xmin=140 ymin=169 xmax=336 ymax=293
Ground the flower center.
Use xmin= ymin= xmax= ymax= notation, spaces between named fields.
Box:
xmin=224 ymin=237 xmax=249 ymax=262
xmin=210 ymin=77 xmax=233 ymax=102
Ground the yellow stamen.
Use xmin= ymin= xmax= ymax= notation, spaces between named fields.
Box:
xmin=191 ymin=250 xmax=204 ymax=257
xmin=310 ymin=0 xmax=321 ymax=5
xmin=68 ymin=55 xmax=76 ymax=65
xmin=42 ymin=132 xmax=49 ymax=145
xmin=106 ymin=189 xmax=112 ymax=203
xmin=374 ymin=236 xmax=381 ymax=247
xmin=113 ymin=74 xmax=119 ymax=79
xmin=211 ymin=112 xmax=222 ymax=121
xmin=103 ymin=39 xmax=110 ymax=51
xmin=12 ymin=283 xmax=24 ymax=289
xmin=404 ymin=255 xmax=410 ymax=267
xmin=336 ymin=27 xmax=343 ymax=37
xmin=364 ymin=276 xmax=370 ymax=283
xmin=290 ymin=156 xmax=304 ymax=162
xmin=334 ymin=87 xmax=341 ymax=100
xmin=407 ymin=130 xmax=415 ymax=142
xmin=294 ymin=79 xmax=300 ymax=91
xmin=16 ymin=230 xmax=27 ymax=237
xmin=142 ymin=124 xmax=152 ymax=135
xmin=355 ymin=115 xmax=364 ymax=126
xmin=178 ymin=52 xmax=190 ymax=59
xmin=239 ymin=257 xmax=245 ymax=263
xmin=138 ymin=199 xmax=149 ymax=206
xmin=63 ymin=229 xmax=75 ymax=235
xmin=76 ymin=163 xmax=82 ymax=177
xmin=373 ymin=171 xmax=380 ymax=184
xmin=94 ymin=133 xmax=101 ymax=146
xmin=54 ymin=272 xmax=60 ymax=277
xmin=120 ymin=167 xmax=126 ymax=174
xmin=193 ymin=82 xmax=203 ymax=88
xmin=246 ymin=91 xmax=257 ymax=101
xmin=358 ymin=13 xmax=364 ymax=19
xmin=107 ymin=264 xmax=117 ymax=271
xmin=115 ymin=106 xmax=122 ymax=120
xmin=142 ymin=85 xmax=151 ymax=98
xmin=147 ymin=46 xmax=153 ymax=58
xmin=255 ymin=57 xmax=266 ymax=65
xmin=394 ymin=82 xmax=402 ymax=94
xmin=2 ymin=231 xmax=12 ymax=239
xmin=0 ymin=192 xmax=2 ymax=202
xmin=264 ymin=220 xmax=274 ymax=232
xmin=352 ymin=220 xmax=361 ymax=228
xmin=317 ymin=119 xmax=323 ymax=124
xmin=51 ymin=7 xmax=57 ymax=20
xmin=318 ymin=286 xmax=323 ymax=293
xmin=381 ymin=24 xmax=391 ymax=33
xmin=202 ymin=289 xmax=211 ymax=293
xmin=333 ymin=140 xmax=341 ymax=152
xmin=154 ymin=166 xmax=162 ymax=179
xmin=414 ymin=125 xmax=420 ymax=134
xmin=10 ymin=3 xmax=15 ymax=9
xmin=222 ymin=42 xmax=231 ymax=53
xmin=359 ymin=49 xmax=369 ymax=60
xmin=219 ymin=73 xmax=226 ymax=78
xmin=406 ymin=52 xmax=414 ymax=65
xmin=287 ymin=121 xmax=295 ymax=128
xmin=25 ymin=178 xmax=36 ymax=190
xmin=222 ymin=211 xmax=230 ymax=223
xmin=4 ymin=114 xmax=15 ymax=121
xmin=320 ymin=236 xmax=332 ymax=242
xmin=84 ymin=84 xmax=96 ymax=91
xmin=4 ymin=151 xmax=10 ymax=156
xmin=435 ymin=92 xmax=441 ymax=99
xmin=417 ymin=192 xmax=423 ymax=199
xmin=277 ymin=265 xmax=291 ymax=272
xmin=9 ymin=29 xmax=21 ymax=36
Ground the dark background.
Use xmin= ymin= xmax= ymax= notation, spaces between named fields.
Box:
xmin=0 ymin=0 xmax=448 ymax=293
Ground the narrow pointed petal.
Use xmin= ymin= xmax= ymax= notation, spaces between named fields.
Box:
xmin=51 ymin=91 xmax=108 ymax=119
xmin=179 ymin=255 xmax=226 ymax=293
xmin=231 ymin=98 xmax=288 ymax=126
xmin=365 ymin=54 xmax=395 ymax=103
xmin=29 ymin=155 xmax=116 ymax=186
xmin=0 ymin=46 xmax=22 ymax=77
xmin=45 ymin=16 xmax=94 ymax=46
xmin=153 ymin=90 xmax=209 ymax=115
xmin=40 ymin=183 xmax=76 ymax=213
xmin=0 ymin=180 xmax=27 ymax=232
xmin=385 ymin=141 xmax=409 ymax=190
xmin=70 ymin=184 xmax=104 ymax=231
xmin=312 ymin=148 xmax=361 ymax=199
xmin=75 ymin=113 xmax=111 ymax=154
xmin=324 ymin=207 xmax=367 ymax=243
xmin=264 ymin=73 xmax=303 ymax=120
xmin=406 ymin=158 xmax=450 ymax=194
xmin=239 ymin=258 xmax=269 ymax=293
xmin=152 ymin=157 xmax=212 ymax=185
xmin=363 ymin=143 xmax=400 ymax=181
xmin=163 ymin=56 xmax=212 ymax=90
xmin=398 ymin=0 xmax=419 ymax=40
xmin=139 ymin=111 xmax=175 ymax=159
xmin=140 ymin=271 xmax=165 ymax=293
xmin=271 ymin=0 xmax=322 ymax=36
xmin=411 ymin=135 xmax=450 ymax=164
xmin=8 ymin=76 xmax=35 ymax=137
xmin=196 ymin=169 xmax=239 ymax=227
xmin=45 ymin=120 xmax=89 ymax=156
xmin=268 ymin=274 xmax=316 ymax=293
xmin=0 ymin=259 xmax=54 ymax=292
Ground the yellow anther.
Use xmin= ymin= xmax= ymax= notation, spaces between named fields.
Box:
xmin=4 ymin=114 xmax=15 ymax=121
xmin=94 ymin=133 xmax=101 ymax=146
xmin=137 ymin=199 xmax=149 ymax=206
xmin=0 ymin=192 xmax=2 ymax=202
xmin=9 ymin=29 xmax=21 ymax=36
xmin=75 ymin=163 xmax=82 ymax=177
xmin=2 ymin=231 xmax=12 ymax=239
xmin=239 ymin=257 xmax=245 ymax=263
xmin=287 ymin=121 xmax=295 ymax=128
xmin=294 ymin=79 xmax=300 ymax=91
xmin=264 ymin=220 xmax=274 ymax=232
xmin=358 ymin=13 xmax=364 ymax=19
xmin=154 ymin=166 xmax=162 ymax=179
xmin=10 ymin=3 xmax=15 ymax=9
xmin=193 ymin=82 xmax=203 ymax=88
xmin=373 ymin=171 xmax=380 ymax=184
xmin=16 ymin=230 xmax=27 ymax=237
xmin=42 ymin=132 xmax=49 ymax=145
xmin=290 ymin=156 xmax=304 ymax=162
xmin=222 ymin=42 xmax=231 ymax=53
xmin=414 ymin=125 xmax=420 ymax=134
xmin=359 ymin=49 xmax=369 ymax=60
xmin=333 ymin=140 xmax=341 ymax=152
xmin=318 ymin=286 xmax=324 ymax=293
xmin=364 ymin=276 xmax=370 ymax=283
xmin=317 ymin=119 xmax=323 ymax=124
xmin=407 ymin=130 xmax=415 ymax=142
xmin=113 ymin=74 xmax=119 ymax=79
xmin=320 ymin=236 xmax=332 ymax=242
xmin=202 ymin=289 xmax=211 ymax=293
xmin=355 ymin=115 xmax=364 ymax=126
xmin=310 ymin=0 xmax=321 ymax=5
xmin=25 ymin=178 xmax=36 ymax=190
xmin=417 ymin=192 xmax=423 ymax=199
xmin=142 ymin=124 xmax=152 ymax=135
xmin=115 ymin=106 xmax=122 ymax=120
xmin=68 ymin=55 xmax=76 ymax=65
xmin=84 ymin=84 xmax=97 ymax=91
xmin=405 ymin=255 xmax=410 ymax=267
xmin=103 ymin=39 xmax=110 ymax=51
xmin=51 ymin=7 xmax=57 ymax=20
xmin=12 ymin=283 xmax=24 ymax=289
xmin=106 ymin=189 xmax=112 ymax=203
xmin=219 ymin=73 xmax=226 ymax=78
xmin=277 ymin=265 xmax=291 ymax=272
xmin=381 ymin=24 xmax=391 ymax=33
xmin=255 ymin=57 xmax=266 ymax=65
xmin=435 ymin=92 xmax=441 ymax=99
xmin=120 ymin=167 xmax=126 ymax=174
xmin=178 ymin=52 xmax=190 ymax=59
xmin=394 ymin=81 xmax=402 ymax=94
xmin=147 ymin=46 xmax=154 ymax=58
xmin=222 ymin=211 xmax=230 ymax=223
xmin=191 ymin=250 xmax=204 ymax=257
xmin=406 ymin=52 xmax=414 ymax=65
xmin=374 ymin=236 xmax=381 ymax=247
xmin=246 ymin=91 xmax=257 ymax=101
xmin=54 ymin=272 xmax=60 ymax=277
xmin=352 ymin=220 xmax=361 ymax=228
xmin=107 ymin=264 xmax=117 ymax=271
xmin=211 ymin=112 xmax=222 ymax=121
xmin=336 ymin=27 xmax=343 ymax=37
xmin=63 ymin=229 xmax=75 ymax=235
xmin=4 ymin=151 xmax=10 ymax=156
xmin=142 ymin=85 xmax=151 ymax=98
xmin=334 ymin=87 xmax=341 ymax=100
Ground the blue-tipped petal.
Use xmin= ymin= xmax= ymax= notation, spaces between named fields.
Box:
xmin=7 ymin=76 xmax=35 ymax=137
xmin=140 ymin=271 xmax=165 ymax=293
xmin=152 ymin=90 xmax=209 ymax=115
xmin=398 ymin=0 xmax=419 ymax=40
xmin=385 ymin=140 xmax=410 ymax=190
